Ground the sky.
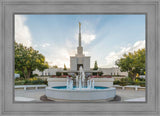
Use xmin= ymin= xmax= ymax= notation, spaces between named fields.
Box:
xmin=15 ymin=14 xmax=145 ymax=68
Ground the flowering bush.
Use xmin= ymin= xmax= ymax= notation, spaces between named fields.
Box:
xmin=15 ymin=77 xmax=48 ymax=85
xmin=113 ymin=77 xmax=145 ymax=86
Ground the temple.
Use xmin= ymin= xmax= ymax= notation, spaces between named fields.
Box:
xmin=70 ymin=22 xmax=90 ymax=71
xmin=33 ymin=22 xmax=128 ymax=77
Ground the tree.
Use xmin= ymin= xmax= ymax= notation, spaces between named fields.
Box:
xmin=52 ymin=65 xmax=58 ymax=68
xmin=63 ymin=64 xmax=67 ymax=70
xmin=93 ymin=61 xmax=98 ymax=70
xmin=56 ymin=72 xmax=62 ymax=76
xmin=15 ymin=42 xmax=49 ymax=79
xmin=98 ymin=71 xmax=103 ymax=76
xmin=115 ymin=48 xmax=145 ymax=80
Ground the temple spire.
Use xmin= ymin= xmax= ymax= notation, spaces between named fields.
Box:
xmin=79 ymin=22 xmax=81 ymax=47
xmin=77 ymin=22 xmax=83 ymax=56
xmin=79 ymin=22 xmax=81 ymax=33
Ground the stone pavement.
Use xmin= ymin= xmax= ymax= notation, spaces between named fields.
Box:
xmin=116 ymin=89 xmax=145 ymax=101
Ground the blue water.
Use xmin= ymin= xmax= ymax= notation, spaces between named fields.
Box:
xmin=52 ymin=86 xmax=109 ymax=90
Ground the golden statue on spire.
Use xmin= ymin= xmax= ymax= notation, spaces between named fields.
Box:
xmin=79 ymin=22 xmax=81 ymax=27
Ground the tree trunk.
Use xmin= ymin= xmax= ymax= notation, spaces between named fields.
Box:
xmin=22 ymin=70 xmax=27 ymax=79
xmin=128 ymin=71 xmax=135 ymax=81
xmin=133 ymin=73 xmax=137 ymax=81
xmin=26 ymin=70 xmax=31 ymax=79
xmin=127 ymin=71 xmax=129 ymax=77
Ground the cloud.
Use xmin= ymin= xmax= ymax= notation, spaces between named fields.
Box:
xmin=46 ymin=49 xmax=90 ymax=68
xmin=43 ymin=34 xmax=93 ymax=68
xmin=41 ymin=39 xmax=77 ymax=68
xmin=83 ymin=51 xmax=89 ymax=55
xmin=45 ymin=48 xmax=71 ymax=68
xmin=75 ymin=33 xmax=96 ymax=45
xmin=15 ymin=15 xmax=32 ymax=47
xmin=104 ymin=40 xmax=145 ymax=68
xmin=82 ymin=33 xmax=96 ymax=44
xmin=40 ymin=43 xmax=50 ymax=48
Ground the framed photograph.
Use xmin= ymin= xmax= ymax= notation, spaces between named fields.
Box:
xmin=14 ymin=14 xmax=146 ymax=102
xmin=0 ymin=0 xmax=159 ymax=116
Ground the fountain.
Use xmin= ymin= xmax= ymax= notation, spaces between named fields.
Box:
xmin=67 ymin=67 xmax=95 ymax=90
xmin=46 ymin=66 xmax=116 ymax=101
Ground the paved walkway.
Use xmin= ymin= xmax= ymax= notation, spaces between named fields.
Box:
xmin=14 ymin=89 xmax=145 ymax=102
xmin=116 ymin=89 xmax=145 ymax=101
xmin=15 ymin=89 xmax=45 ymax=102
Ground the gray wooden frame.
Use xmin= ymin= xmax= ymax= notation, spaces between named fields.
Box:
xmin=0 ymin=0 xmax=159 ymax=116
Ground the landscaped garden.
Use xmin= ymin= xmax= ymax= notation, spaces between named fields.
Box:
xmin=113 ymin=77 xmax=145 ymax=87
xmin=14 ymin=42 xmax=146 ymax=88
xmin=15 ymin=77 xmax=48 ymax=85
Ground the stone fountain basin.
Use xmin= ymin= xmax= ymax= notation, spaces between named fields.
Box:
xmin=46 ymin=86 xmax=116 ymax=101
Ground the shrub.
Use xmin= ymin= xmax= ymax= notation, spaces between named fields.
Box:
xmin=15 ymin=77 xmax=48 ymax=85
xmin=139 ymin=78 xmax=145 ymax=81
xmin=98 ymin=72 xmax=103 ymax=76
xmin=113 ymin=80 xmax=120 ymax=85
xmin=30 ymin=74 xmax=39 ymax=78
xmin=119 ymin=81 xmax=127 ymax=86
xmin=114 ymin=76 xmax=145 ymax=86
xmin=120 ymin=77 xmax=128 ymax=82
xmin=127 ymin=81 xmax=136 ymax=85
xmin=15 ymin=80 xmax=25 ymax=85
xmin=63 ymin=72 xmax=68 ymax=75
xmin=140 ymin=82 xmax=145 ymax=87
xmin=15 ymin=77 xmax=25 ymax=81
xmin=43 ymin=79 xmax=48 ymax=85
xmin=92 ymin=72 xmax=97 ymax=75
xmin=56 ymin=72 xmax=62 ymax=76
xmin=24 ymin=79 xmax=31 ymax=85
xmin=135 ymin=79 xmax=140 ymax=85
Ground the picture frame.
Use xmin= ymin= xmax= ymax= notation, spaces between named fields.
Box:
xmin=0 ymin=0 xmax=159 ymax=116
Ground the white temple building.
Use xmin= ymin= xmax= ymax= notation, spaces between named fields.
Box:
xmin=33 ymin=22 xmax=128 ymax=77
xmin=70 ymin=22 xmax=90 ymax=71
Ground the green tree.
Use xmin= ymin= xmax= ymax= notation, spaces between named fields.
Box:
xmin=52 ymin=65 xmax=58 ymax=68
xmin=15 ymin=42 xmax=49 ymax=79
xmin=98 ymin=71 xmax=103 ymax=76
xmin=93 ymin=61 xmax=98 ymax=70
xmin=63 ymin=64 xmax=67 ymax=70
xmin=56 ymin=72 xmax=62 ymax=76
xmin=115 ymin=48 xmax=145 ymax=80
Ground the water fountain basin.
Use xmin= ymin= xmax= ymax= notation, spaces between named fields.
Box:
xmin=46 ymin=86 xmax=116 ymax=101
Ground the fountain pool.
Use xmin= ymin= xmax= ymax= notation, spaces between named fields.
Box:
xmin=46 ymin=67 xmax=116 ymax=101
xmin=52 ymin=86 xmax=109 ymax=90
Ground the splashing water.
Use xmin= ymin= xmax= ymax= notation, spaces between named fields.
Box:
xmin=66 ymin=66 xmax=95 ymax=90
